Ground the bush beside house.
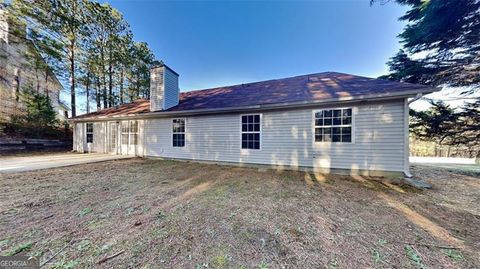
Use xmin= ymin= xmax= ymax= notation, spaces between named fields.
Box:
xmin=1 ymin=90 xmax=71 ymax=140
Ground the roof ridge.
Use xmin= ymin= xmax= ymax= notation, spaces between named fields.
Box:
xmin=180 ymin=71 xmax=335 ymax=95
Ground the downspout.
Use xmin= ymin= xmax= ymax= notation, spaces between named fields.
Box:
xmin=404 ymin=93 xmax=423 ymax=178
xmin=143 ymin=120 xmax=146 ymax=157
xmin=105 ymin=122 xmax=107 ymax=154
xmin=72 ymin=123 xmax=76 ymax=152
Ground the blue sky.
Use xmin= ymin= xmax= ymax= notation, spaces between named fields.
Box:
xmin=72 ymin=0 xmax=409 ymax=113
xmin=108 ymin=0 xmax=406 ymax=91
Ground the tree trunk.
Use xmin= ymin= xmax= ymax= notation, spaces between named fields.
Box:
xmin=70 ymin=46 xmax=76 ymax=117
xmin=119 ymin=68 xmax=124 ymax=104
xmin=85 ymin=71 xmax=90 ymax=114
xmin=15 ymin=70 xmax=20 ymax=102
xmin=36 ymin=70 xmax=40 ymax=93
xmin=45 ymin=68 xmax=49 ymax=98
xmin=136 ymin=74 xmax=140 ymax=99
xmin=108 ymin=49 xmax=113 ymax=107
xmin=101 ymin=49 xmax=107 ymax=109
xmin=96 ymin=77 xmax=101 ymax=110
xmin=103 ymin=83 xmax=107 ymax=109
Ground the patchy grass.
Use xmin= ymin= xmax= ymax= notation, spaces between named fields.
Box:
xmin=404 ymin=245 xmax=428 ymax=269
xmin=371 ymin=248 xmax=386 ymax=264
xmin=6 ymin=242 xmax=33 ymax=256
xmin=442 ymin=249 xmax=464 ymax=263
xmin=0 ymin=158 xmax=479 ymax=268
xmin=78 ymin=208 xmax=93 ymax=217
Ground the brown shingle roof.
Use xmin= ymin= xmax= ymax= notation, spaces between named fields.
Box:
xmin=73 ymin=98 xmax=150 ymax=119
xmin=71 ymin=72 xmax=436 ymax=120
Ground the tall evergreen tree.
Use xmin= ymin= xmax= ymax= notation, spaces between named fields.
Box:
xmin=6 ymin=0 xmax=156 ymax=115
xmin=374 ymin=0 xmax=480 ymax=94
xmin=373 ymin=0 xmax=480 ymax=157
xmin=410 ymin=100 xmax=480 ymax=157
xmin=9 ymin=0 xmax=88 ymax=117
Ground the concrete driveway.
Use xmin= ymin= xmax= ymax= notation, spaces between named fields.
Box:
xmin=410 ymin=156 xmax=480 ymax=175
xmin=0 ymin=153 xmax=134 ymax=173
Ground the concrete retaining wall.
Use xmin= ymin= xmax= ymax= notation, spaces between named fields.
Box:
xmin=0 ymin=138 xmax=72 ymax=153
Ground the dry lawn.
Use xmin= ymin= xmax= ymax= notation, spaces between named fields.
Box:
xmin=0 ymin=158 xmax=478 ymax=268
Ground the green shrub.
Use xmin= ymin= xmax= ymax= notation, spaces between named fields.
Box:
xmin=2 ymin=90 xmax=71 ymax=139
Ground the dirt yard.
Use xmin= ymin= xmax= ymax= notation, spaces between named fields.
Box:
xmin=0 ymin=159 xmax=478 ymax=268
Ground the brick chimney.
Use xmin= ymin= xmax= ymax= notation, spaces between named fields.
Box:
xmin=150 ymin=62 xmax=179 ymax=111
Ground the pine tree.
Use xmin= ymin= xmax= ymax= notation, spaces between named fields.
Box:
xmin=6 ymin=0 xmax=156 ymax=116
xmin=410 ymin=101 xmax=480 ymax=158
xmin=375 ymin=0 xmax=480 ymax=94
xmin=374 ymin=0 xmax=480 ymax=157
xmin=4 ymin=90 xmax=60 ymax=138
xmin=9 ymin=0 xmax=88 ymax=117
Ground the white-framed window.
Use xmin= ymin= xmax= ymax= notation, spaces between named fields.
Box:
xmin=314 ymin=108 xmax=352 ymax=143
xmin=172 ymin=119 xmax=185 ymax=147
xmin=241 ymin=114 xmax=261 ymax=150
xmin=129 ymin=121 xmax=138 ymax=145
xmin=86 ymin=123 xmax=93 ymax=143
xmin=121 ymin=121 xmax=129 ymax=145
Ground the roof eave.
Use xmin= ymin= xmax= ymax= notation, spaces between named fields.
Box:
xmin=68 ymin=87 xmax=439 ymax=122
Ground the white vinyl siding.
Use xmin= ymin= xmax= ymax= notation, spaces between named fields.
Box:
xmin=163 ymin=68 xmax=179 ymax=110
xmin=73 ymin=120 xmax=145 ymax=156
xmin=73 ymin=122 xmax=84 ymax=152
xmin=137 ymin=120 xmax=145 ymax=156
xmin=150 ymin=66 xmax=179 ymax=111
xmin=312 ymin=103 xmax=404 ymax=171
xmin=149 ymin=67 xmax=164 ymax=111
xmin=144 ymin=99 xmax=407 ymax=172
xmin=72 ymin=99 xmax=406 ymax=172
xmin=73 ymin=122 xmax=106 ymax=153
xmin=92 ymin=122 xmax=106 ymax=153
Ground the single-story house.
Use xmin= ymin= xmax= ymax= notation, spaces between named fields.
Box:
xmin=69 ymin=63 xmax=437 ymax=177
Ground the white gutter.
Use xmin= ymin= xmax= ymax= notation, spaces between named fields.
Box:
xmin=408 ymin=93 xmax=423 ymax=104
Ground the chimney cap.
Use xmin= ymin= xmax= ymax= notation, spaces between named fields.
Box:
xmin=151 ymin=60 xmax=179 ymax=76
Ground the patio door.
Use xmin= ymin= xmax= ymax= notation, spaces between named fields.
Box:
xmin=108 ymin=122 xmax=118 ymax=154
xmin=120 ymin=120 xmax=138 ymax=155
xmin=121 ymin=121 xmax=129 ymax=155
xmin=128 ymin=121 xmax=138 ymax=155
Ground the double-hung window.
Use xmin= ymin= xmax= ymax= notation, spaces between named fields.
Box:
xmin=314 ymin=108 xmax=352 ymax=143
xmin=86 ymin=123 xmax=93 ymax=143
xmin=241 ymin=114 xmax=261 ymax=150
xmin=172 ymin=119 xmax=185 ymax=147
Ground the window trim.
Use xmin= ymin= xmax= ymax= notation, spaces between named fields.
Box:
xmin=240 ymin=113 xmax=262 ymax=150
xmin=312 ymin=107 xmax=355 ymax=144
xmin=171 ymin=118 xmax=186 ymax=148
xmin=86 ymin=122 xmax=94 ymax=144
